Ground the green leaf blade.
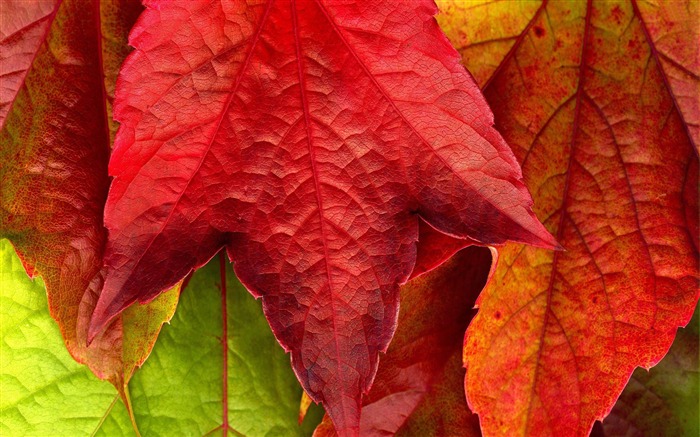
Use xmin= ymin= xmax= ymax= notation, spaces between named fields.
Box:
xmin=0 ymin=239 xmax=134 ymax=436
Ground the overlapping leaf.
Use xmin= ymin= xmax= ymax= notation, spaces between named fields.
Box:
xmin=94 ymin=0 xmax=557 ymax=433
xmin=437 ymin=1 xmax=699 ymax=435
xmin=0 ymin=0 xmax=177 ymax=392
xmin=313 ymin=246 xmax=490 ymax=436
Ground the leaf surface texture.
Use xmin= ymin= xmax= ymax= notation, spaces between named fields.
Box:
xmin=599 ymin=305 xmax=699 ymax=436
xmin=96 ymin=1 xmax=557 ymax=432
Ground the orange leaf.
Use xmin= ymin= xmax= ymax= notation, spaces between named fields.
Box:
xmin=438 ymin=1 xmax=699 ymax=435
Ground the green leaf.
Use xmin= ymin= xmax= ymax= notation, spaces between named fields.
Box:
xmin=0 ymin=239 xmax=134 ymax=435
xmin=121 ymin=254 xmax=323 ymax=436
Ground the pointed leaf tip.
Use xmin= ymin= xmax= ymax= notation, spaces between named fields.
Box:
xmin=527 ymin=218 xmax=561 ymax=250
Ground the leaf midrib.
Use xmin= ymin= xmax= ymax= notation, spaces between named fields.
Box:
xmin=290 ymin=0 xmax=350 ymax=428
xmin=522 ymin=0 xmax=592 ymax=434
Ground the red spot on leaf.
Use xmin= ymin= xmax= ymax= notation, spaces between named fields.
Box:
xmin=611 ymin=5 xmax=623 ymax=24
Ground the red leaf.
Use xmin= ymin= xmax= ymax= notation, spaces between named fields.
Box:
xmin=0 ymin=0 xmax=177 ymax=395
xmin=314 ymin=246 xmax=490 ymax=436
xmin=437 ymin=1 xmax=699 ymax=435
xmin=94 ymin=1 xmax=556 ymax=433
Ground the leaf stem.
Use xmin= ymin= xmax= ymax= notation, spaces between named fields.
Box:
xmin=122 ymin=384 xmax=142 ymax=437
xmin=220 ymin=252 xmax=229 ymax=436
